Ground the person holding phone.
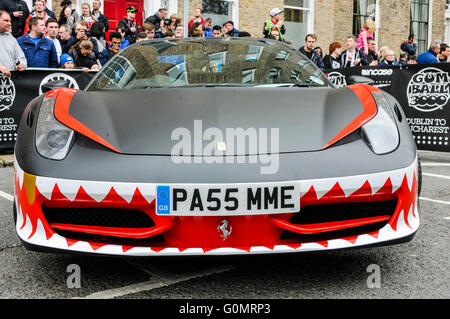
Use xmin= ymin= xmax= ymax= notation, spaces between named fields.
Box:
xmin=0 ymin=0 xmax=30 ymax=38
xmin=98 ymin=31 xmax=122 ymax=66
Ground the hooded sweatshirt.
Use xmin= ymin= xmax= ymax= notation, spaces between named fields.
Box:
xmin=0 ymin=31 xmax=27 ymax=70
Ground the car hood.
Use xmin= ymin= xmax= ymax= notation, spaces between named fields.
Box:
xmin=55 ymin=86 xmax=376 ymax=155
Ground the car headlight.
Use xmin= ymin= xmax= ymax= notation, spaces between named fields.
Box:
xmin=361 ymin=92 xmax=400 ymax=155
xmin=35 ymin=97 xmax=75 ymax=160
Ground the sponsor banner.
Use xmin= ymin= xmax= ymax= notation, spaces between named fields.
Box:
xmin=0 ymin=69 xmax=95 ymax=150
xmin=2 ymin=65 xmax=450 ymax=153
xmin=326 ymin=65 xmax=397 ymax=91
xmin=326 ymin=63 xmax=450 ymax=152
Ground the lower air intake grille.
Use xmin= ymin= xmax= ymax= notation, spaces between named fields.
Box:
xmin=281 ymin=200 xmax=397 ymax=241
xmin=43 ymin=207 xmax=155 ymax=228
xmin=292 ymin=200 xmax=397 ymax=225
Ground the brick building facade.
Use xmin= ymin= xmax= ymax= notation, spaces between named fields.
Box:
xmin=39 ymin=0 xmax=447 ymax=57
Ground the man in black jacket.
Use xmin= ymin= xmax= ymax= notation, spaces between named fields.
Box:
xmin=400 ymin=34 xmax=417 ymax=59
xmin=0 ymin=0 xmax=30 ymax=37
xmin=58 ymin=23 xmax=76 ymax=54
xmin=299 ymin=34 xmax=324 ymax=70
xmin=144 ymin=8 xmax=168 ymax=38
xmin=117 ymin=6 xmax=139 ymax=44
xmin=340 ymin=35 xmax=361 ymax=67
xmin=42 ymin=0 xmax=56 ymax=19
xmin=92 ymin=0 xmax=109 ymax=32
xmin=359 ymin=37 xmax=379 ymax=66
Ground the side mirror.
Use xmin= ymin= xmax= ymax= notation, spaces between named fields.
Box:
xmin=41 ymin=80 xmax=71 ymax=93
xmin=347 ymin=75 xmax=375 ymax=86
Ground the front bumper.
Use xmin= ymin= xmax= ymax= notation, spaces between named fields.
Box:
xmin=14 ymin=157 xmax=420 ymax=256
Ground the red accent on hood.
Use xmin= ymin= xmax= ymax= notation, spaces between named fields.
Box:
xmin=322 ymin=84 xmax=380 ymax=150
xmin=49 ymin=88 xmax=121 ymax=153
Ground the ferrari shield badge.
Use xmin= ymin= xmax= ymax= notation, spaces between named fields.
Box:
xmin=217 ymin=219 xmax=232 ymax=241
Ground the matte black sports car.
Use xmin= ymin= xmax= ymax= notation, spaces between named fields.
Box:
xmin=13 ymin=38 xmax=420 ymax=256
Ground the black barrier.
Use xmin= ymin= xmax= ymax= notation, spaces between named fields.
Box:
xmin=0 ymin=68 xmax=95 ymax=151
xmin=326 ymin=63 xmax=450 ymax=152
xmin=1 ymin=65 xmax=450 ymax=152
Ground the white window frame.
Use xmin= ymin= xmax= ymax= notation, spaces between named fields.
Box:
xmin=352 ymin=0 xmax=379 ymax=48
xmin=145 ymin=0 xmax=179 ymax=18
xmin=76 ymin=0 xmax=93 ymax=19
xmin=428 ymin=0 xmax=433 ymax=46
xmin=375 ymin=0 xmax=380 ymax=50
xmin=24 ymin=0 xmax=32 ymax=11
xmin=229 ymin=0 xmax=239 ymax=29
xmin=198 ymin=0 xmax=239 ymax=29
xmin=283 ymin=0 xmax=315 ymax=35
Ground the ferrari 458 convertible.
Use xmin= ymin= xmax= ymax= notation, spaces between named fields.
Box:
xmin=13 ymin=38 xmax=420 ymax=256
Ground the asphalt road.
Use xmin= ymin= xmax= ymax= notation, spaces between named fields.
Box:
xmin=0 ymin=151 xmax=449 ymax=301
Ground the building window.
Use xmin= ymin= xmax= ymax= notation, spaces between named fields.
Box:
xmin=283 ymin=0 xmax=314 ymax=50
xmin=202 ymin=0 xmax=238 ymax=29
xmin=353 ymin=0 xmax=376 ymax=37
xmin=410 ymin=0 xmax=430 ymax=55
xmin=161 ymin=0 xmax=170 ymax=9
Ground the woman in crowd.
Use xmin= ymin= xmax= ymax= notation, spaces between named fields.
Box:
xmin=189 ymin=22 xmax=204 ymax=37
xmin=323 ymin=42 xmax=343 ymax=69
xmin=379 ymin=49 xmax=399 ymax=66
xmin=58 ymin=4 xmax=80 ymax=33
xmin=68 ymin=39 xmax=100 ymax=70
xmin=357 ymin=19 xmax=376 ymax=56
xmin=378 ymin=46 xmax=389 ymax=62
xmin=89 ymin=22 xmax=106 ymax=52
xmin=170 ymin=14 xmax=182 ymax=32
xmin=80 ymin=2 xmax=96 ymax=30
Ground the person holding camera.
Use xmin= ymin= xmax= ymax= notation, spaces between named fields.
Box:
xmin=144 ymin=8 xmax=169 ymax=38
xmin=73 ymin=20 xmax=100 ymax=58
xmin=0 ymin=0 xmax=30 ymax=38
xmin=117 ymin=6 xmax=139 ymax=44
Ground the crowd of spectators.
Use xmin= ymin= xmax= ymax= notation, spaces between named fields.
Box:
xmin=1 ymin=3 xmax=450 ymax=77
xmin=296 ymin=15 xmax=450 ymax=70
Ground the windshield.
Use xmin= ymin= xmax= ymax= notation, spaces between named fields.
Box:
xmin=87 ymin=38 xmax=331 ymax=91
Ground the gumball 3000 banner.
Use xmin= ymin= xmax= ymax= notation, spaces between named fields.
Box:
xmin=326 ymin=63 xmax=450 ymax=152
xmin=0 ymin=69 xmax=95 ymax=150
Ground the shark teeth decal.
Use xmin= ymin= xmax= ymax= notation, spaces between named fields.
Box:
xmin=14 ymin=158 xmax=419 ymax=256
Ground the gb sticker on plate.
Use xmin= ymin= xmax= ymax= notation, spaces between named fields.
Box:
xmin=156 ymin=186 xmax=171 ymax=215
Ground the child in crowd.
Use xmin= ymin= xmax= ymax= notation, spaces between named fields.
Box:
xmin=117 ymin=26 xmax=130 ymax=49
xmin=60 ymin=53 xmax=75 ymax=69
xmin=60 ymin=53 xmax=90 ymax=72
xmin=204 ymin=18 xmax=213 ymax=37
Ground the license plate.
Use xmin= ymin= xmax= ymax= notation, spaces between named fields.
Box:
xmin=156 ymin=183 xmax=300 ymax=216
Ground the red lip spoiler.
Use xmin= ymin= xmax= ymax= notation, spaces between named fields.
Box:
xmin=48 ymin=88 xmax=121 ymax=153
xmin=322 ymin=84 xmax=380 ymax=150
